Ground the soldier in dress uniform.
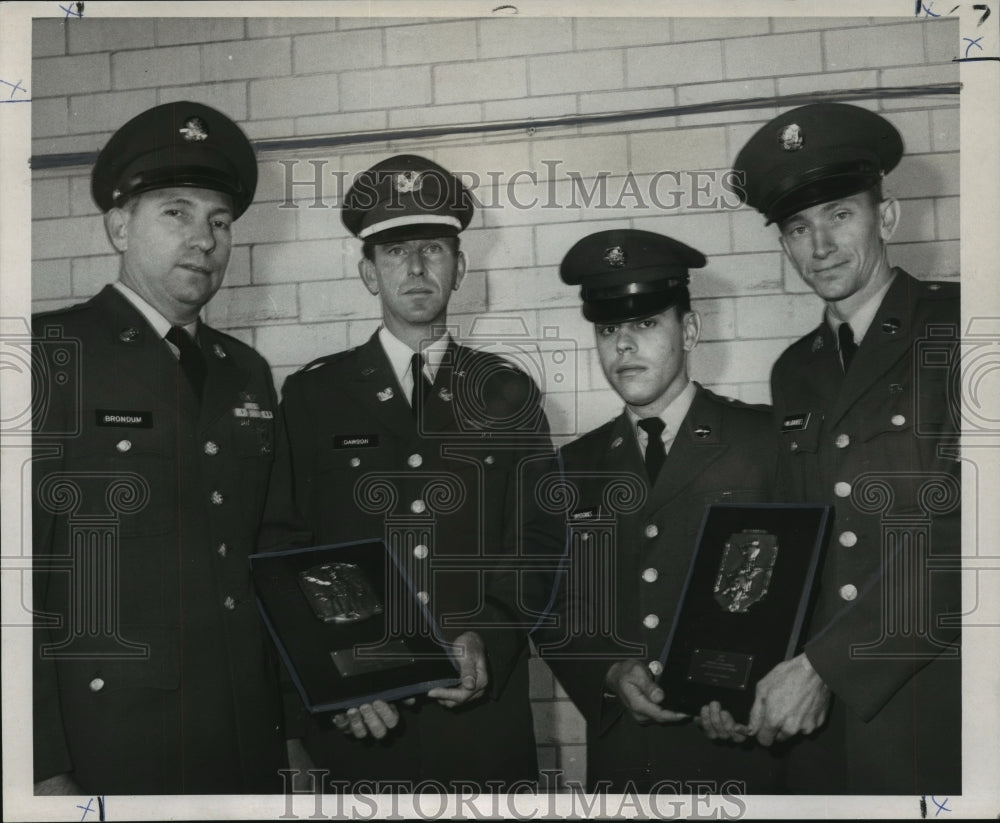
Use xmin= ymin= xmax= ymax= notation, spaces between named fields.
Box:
xmin=713 ymin=102 xmax=962 ymax=794
xmin=32 ymin=102 xmax=290 ymax=793
xmin=258 ymin=154 xmax=561 ymax=790
xmin=534 ymin=228 xmax=787 ymax=793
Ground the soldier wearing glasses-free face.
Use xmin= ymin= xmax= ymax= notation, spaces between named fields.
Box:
xmin=32 ymin=102 xmax=289 ymax=795
xmin=259 ymin=155 xmax=561 ymax=791
xmin=711 ymin=103 xmax=962 ymax=795
xmin=535 ymin=229 xmax=787 ymax=793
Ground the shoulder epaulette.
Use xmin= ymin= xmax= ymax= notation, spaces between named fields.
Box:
xmin=32 ymin=299 xmax=90 ymax=322
xmin=921 ymin=280 xmax=960 ymax=299
xmin=297 ymin=347 xmax=356 ymax=374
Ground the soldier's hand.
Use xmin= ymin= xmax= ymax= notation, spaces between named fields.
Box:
xmin=605 ymin=660 xmax=688 ymax=724
xmin=332 ymin=700 xmax=400 ymax=740
xmin=696 ymin=701 xmax=751 ymax=742
xmin=427 ymin=631 xmax=488 ymax=708
xmin=747 ymin=653 xmax=830 ymax=746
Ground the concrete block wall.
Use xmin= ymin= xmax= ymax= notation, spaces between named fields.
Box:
xmin=30 ymin=13 xmax=960 ymax=788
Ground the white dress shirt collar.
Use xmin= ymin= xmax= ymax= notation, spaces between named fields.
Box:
xmin=113 ymin=281 xmax=199 ymax=345
xmin=825 ymin=269 xmax=896 ymax=344
xmin=378 ymin=326 xmax=451 ymax=392
xmin=627 ymin=380 xmax=697 ymax=455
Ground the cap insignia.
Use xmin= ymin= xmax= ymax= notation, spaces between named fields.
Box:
xmin=778 ymin=123 xmax=804 ymax=152
xmin=394 ymin=171 xmax=423 ymax=194
xmin=179 ymin=116 xmax=209 ymax=142
xmin=603 ymin=246 xmax=627 ymax=268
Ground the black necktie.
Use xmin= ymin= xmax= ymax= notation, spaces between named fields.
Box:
xmin=838 ymin=322 xmax=858 ymax=373
xmin=410 ymin=352 xmax=432 ymax=417
xmin=638 ymin=417 xmax=667 ymax=485
xmin=166 ymin=325 xmax=206 ymax=399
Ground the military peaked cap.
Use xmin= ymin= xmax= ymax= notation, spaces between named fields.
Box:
xmin=733 ymin=103 xmax=903 ymax=225
xmin=91 ymin=101 xmax=258 ymax=219
xmin=560 ymin=228 xmax=706 ymax=324
xmin=342 ymin=154 xmax=474 ymax=244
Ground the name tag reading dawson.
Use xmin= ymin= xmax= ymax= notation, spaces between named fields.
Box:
xmin=95 ymin=409 xmax=152 ymax=428
xmin=333 ymin=434 xmax=380 ymax=449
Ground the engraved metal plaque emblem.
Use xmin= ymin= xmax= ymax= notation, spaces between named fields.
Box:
xmin=298 ymin=562 xmax=384 ymax=624
xmin=713 ymin=530 xmax=778 ymax=613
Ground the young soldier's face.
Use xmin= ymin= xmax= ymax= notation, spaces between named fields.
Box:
xmin=778 ymin=191 xmax=898 ymax=307
xmin=595 ymin=307 xmax=700 ymax=415
xmin=361 ymin=237 xmax=466 ymax=330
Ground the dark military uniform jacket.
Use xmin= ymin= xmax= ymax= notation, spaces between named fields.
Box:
xmin=259 ymin=331 xmax=561 ymax=790
xmin=32 ymin=285 xmax=287 ymax=794
xmin=771 ymin=269 xmax=961 ymax=794
xmin=537 ymin=384 xmax=786 ymax=793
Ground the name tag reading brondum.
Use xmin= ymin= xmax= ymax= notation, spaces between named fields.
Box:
xmin=781 ymin=413 xmax=811 ymax=433
xmin=570 ymin=506 xmax=602 ymax=521
xmin=333 ymin=434 xmax=380 ymax=449
xmin=95 ymin=409 xmax=153 ymax=428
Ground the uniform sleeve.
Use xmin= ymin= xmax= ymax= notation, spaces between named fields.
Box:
xmin=256 ymin=374 xmax=315 ymax=553
xmin=476 ymin=375 xmax=566 ymax=699
xmin=31 ymin=324 xmax=75 ymax=782
xmin=254 ymin=374 xmax=318 ymax=740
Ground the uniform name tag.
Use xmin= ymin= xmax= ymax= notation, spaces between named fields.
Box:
xmin=571 ymin=506 xmax=602 ymax=521
xmin=333 ymin=434 xmax=380 ymax=449
xmin=95 ymin=409 xmax=152 ymax=428
xmin=781 ymin=413 xmax=811 ymax=432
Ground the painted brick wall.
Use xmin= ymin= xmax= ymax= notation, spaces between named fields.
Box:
xmin=30 ymin=13 xmax=960 ymax=789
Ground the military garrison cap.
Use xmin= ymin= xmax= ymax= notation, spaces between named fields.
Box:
xmin=733 ymin=103 xmax=903 ymax=225
xmin=560 ymin=229 xmax=706 ymax=324
xmin=342 ymin=154 xmax=474 ymax=244
xmin=91 ymin=101 xmax=258 ymax=218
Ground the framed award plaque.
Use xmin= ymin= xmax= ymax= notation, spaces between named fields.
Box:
xmin=657 ymin=504 xmax=833 ymax=720
xmin=250 ymin=539 xmax=461 ymax=715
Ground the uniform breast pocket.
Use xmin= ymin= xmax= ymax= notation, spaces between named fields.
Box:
xmin=779 ymin=410 xmax=823 ymax=456
xmin=55 ymin=434 xmax=177 ymax=538
xmin=230 ymin=416 xmax=275 ymax=459
xmin=313 ymin=440 xmax=397 ymax=526
xmin=857 ymin=395 xmax=914 ymax=444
